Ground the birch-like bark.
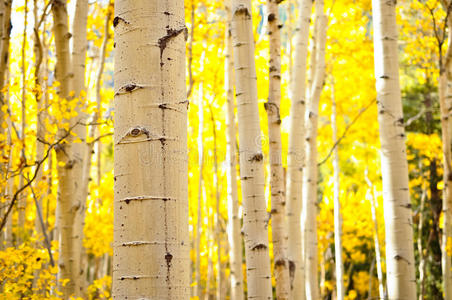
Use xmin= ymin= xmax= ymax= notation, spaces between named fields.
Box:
xmin=231 ymin=1 xmax=272 ymax=298
xmin=71 ymin=0 xmax=89 ymax=294
xmin=18 ymin=0 xmax=29 ymax=244
xmin=51 ymin=1 xmax=77 ymax=296
xmin=266 ymin=0 xmax=290 ymax=298
xmin=0 ymin=0 xmax=12 ymax=247
xmin=195 ymin=50 xmax=205 ymax=300
xmin=209 ymin=103 xmax=226 ymax=300
xmin=365 ymin=172 xmax=385 ymax=300
xmin=439 ymin=2 xmax=452 ymax=295
xmin=285 ymin=1 xmax=312 ymax=298
xmin=302 ymin=1 xmax=326 ymax=298
xmin=331 ymin=82 xmax=344 ymax=300
xmin=372 ymin=1 xmax=417 ymax=299
xmin=417 ymin=183 xmax=427 ymax=300
xmin=225 ymin=3 xmax=244 ymax=297
xmin=440 ymin=68 xmax=452 ymax=300
xmin=113 ymin=0 xmax=189 ymax=298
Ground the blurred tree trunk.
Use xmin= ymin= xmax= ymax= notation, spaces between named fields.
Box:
xmin=18 ymin=0 xmax=28 ymax=244
xmin=51 ymin=0 xmax=77 ymax=296
xmin=285 ymin=0 xmax=312 ymax=298
xmin=113 ymin=0 xmax=189 ymax=298
xmin=71 ymin=0 xmax=89 ymax=294
xmin=302 ymin=0 xmax=326 ymax=298
xmin=266 ymin=0 xmax=290 ymax=299
xmin=365 ymin=172 xmax=386 ymax=300
xmin=231 ymin=0 xmax=273 ymax=298
xmin=225 ymin=2 xmax=244 ymax=297
xmin=372 ymin=0 xmax=417 ymax=298
xmin=331 ymin=80 xmax=344 ymax=300
xmin=195 ymin=49 xmax=206 ymax=300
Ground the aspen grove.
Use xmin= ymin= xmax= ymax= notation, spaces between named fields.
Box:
xmin=2 ymin=0 xmax=452 ymax=299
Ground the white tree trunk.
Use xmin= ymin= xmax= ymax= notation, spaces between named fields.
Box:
xmin=372 ymin=1 xmax=417 ymax=298
xmin=302 ymin=1 xmax=326 ymax=298
xmin=71 ymin=0 xmax=89 ymax=295
xmin=195 ymin=49 xmax=206 ymax=300
xmin=225 ymin=3 xmax=244 ymax=297
xmin=331 ymin=82 xmax=344 ymax=300
xmin=113 ymin=0 xmax=189 ymax=298
xmin=365 ymin=173 xmax=386 ymax=300
xmin=51 ymin=1 xmax=77 ymax=296
xmin=266 ymin=0 xmax=290 ymax=299
xmin=231 ymin=1 xmax=273 ymax=298
xmin=285 ymin=1 xmax=312 ymax=298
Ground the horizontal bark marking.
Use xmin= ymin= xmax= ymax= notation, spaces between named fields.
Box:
xmin=119 ymin=196 xmax=176 ymax=204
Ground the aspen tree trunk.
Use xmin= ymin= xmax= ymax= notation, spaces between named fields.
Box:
xmin=365 ymin=173 xmax=385 ymax=300
xmin=71 ymin=0 xmax=89 ymax=294
xmin=51 ymin=1 xmax=78 ymax=296
xmin=195 ymin=50 xmax=206 ymax=300
xmin=231 ymin=1 xmax=273 ymax=298
xmin=33 ymin=0 xmax=46 ymax=239
xmin=113 ymin=0 xmax=189 ymax=298
xmin=439 ymin=3 xmax=452 ymax=295
xmin=302 ymin=1 xmax=326 ymax=298
xmin=331 ymin=82 xmax=344 ymax=300
xmin=417 ymin=184 xmax=427 ymax=300
xmin=209 ymin=103 xmax=226 ymax=300
xmin=80 ymin=1 xmax=112 ymax=226
xmin=225 ymin=2 xmax=244 ymax=296
xmin=372 ymin=1 xmax=417 ymax=299
xmin=18 ymin=0 xmax=28 ymax=244
xmin=439 ymin=66 xmax=452 ymax=300
xmin=0 ymin=0 xmax=12 ymax=247
xmin=266 ymin=0 xmax=290 ymax=299
xmin=285 ymin=1 xmax=312 ymax=298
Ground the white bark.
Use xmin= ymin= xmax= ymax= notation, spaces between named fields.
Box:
xmin=285 ymin=1 xmax=312 ymax=298
xmin=225 ymin=3 xmax=244 ymax=297
xmin=231 ymin=1 xmax=273 ymax=298
xmin=302 ymin=1 xmax=326 ymax=298
xmin=51 ymin=1 xmax=77 ymax=296
xmin=195 ymin=50 xmax=206 ymax=299
xmin=113 ymin=0 xmax=189 ymax=298
xmin=365 ymin=173 xmax=385 ymax=300
xmin=331 ymin=82 xmax=344 ymax=300
xmin=266 ymin=0 xmax=290 ymax=299
xmin=372 ymin=1 xmax=417 ymax=298
xmin=71 ymin=0 xmax=89 ymax=295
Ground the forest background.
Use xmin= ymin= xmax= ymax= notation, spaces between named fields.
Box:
xmin=0 ymin=0 xmax=449 ymax=299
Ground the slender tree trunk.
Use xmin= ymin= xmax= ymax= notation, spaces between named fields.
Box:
xmin=439 ymin=3 xmax=452 ymax=296
xmin=18 ymin=0 xmax=29 ymax=244
xmin=302 ymin=1 xmax=326 ymax=298
xmin=372 ymin=1 xmax=417 ymax=299
xmin=225 ymin=2 xmax=244 ymax=297
xmin=231 ymin=1 xmax=273 ymax=298
xmin=331 ymin=81 xmax=344 ymax=300
xmin=0 ymin=0 xmax=12 ymax=247
xmin=417 ymin=183 xmax=427 ymax=300
xmin=113 ymin=0 xmax=189 ymax=298
xmin=440 ymin=69 xmax=452 ymax=300
xmin=286 ymin=1 xmax=312 ymax=298
xmin=266 ymin=0 xmax=290 ymax=299
xmin=365 ymin=172 xmax=385 ymax=300
xmin=33 ymin=0 xmax=46 ymax=239
xmin=209 ymin=103 xmax=226 ymax=300
xmin=51 ymin=1 xmax=77 ymax=296
xmin=195 ymin=50 xmax=206 ymax=300
xmin=71 ymin=0 xmax=89 ymax=294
